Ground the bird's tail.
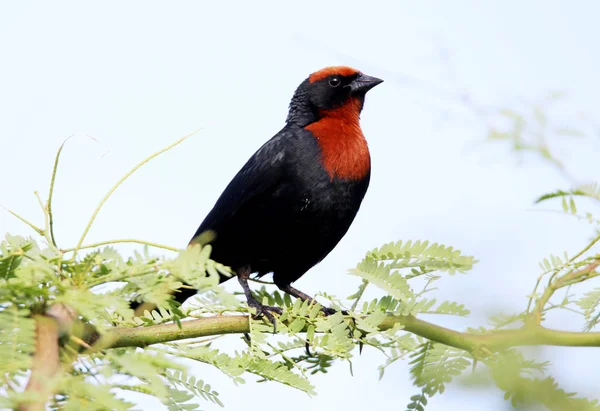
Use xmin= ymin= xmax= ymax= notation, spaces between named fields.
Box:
xmin=130 ymin=229 xmax=232 ymax=314
xmin=130 ymin=271 xmax=234 ymax=315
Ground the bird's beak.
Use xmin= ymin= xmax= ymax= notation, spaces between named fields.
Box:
xmin=349 ymin=73 xmax=384 ymax=93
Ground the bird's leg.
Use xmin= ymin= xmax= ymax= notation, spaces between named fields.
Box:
xmin=278 ymin=284 xmax=342 ymax=316
xmin=237 ymin=267 xmax=282 ymax=329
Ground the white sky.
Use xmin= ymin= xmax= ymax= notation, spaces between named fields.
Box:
xmin=1 ymin=1 xmax=599 ymax=410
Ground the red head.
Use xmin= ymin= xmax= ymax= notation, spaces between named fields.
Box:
xmin=286 ymin=66 xmax=383 ymax=127
xmin=287 ymin=66 xmax=383 ymax=181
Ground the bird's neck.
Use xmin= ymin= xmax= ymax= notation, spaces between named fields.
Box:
xmin=305 ymin=98 xmax=371 ymax=181
xmin=286 ymin=87 xmax=318 ymax=126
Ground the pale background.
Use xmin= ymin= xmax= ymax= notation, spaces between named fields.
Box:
xmin=1 ymin=1 xmax=599 ymax=410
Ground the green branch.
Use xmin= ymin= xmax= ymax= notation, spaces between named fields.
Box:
xmin=106 ymin=316 xmax=249 ymax=348
xmin=104 ymin=314 xmax=600 ymax=354
xmin=534 ymin=259 xmax=600 ymax=324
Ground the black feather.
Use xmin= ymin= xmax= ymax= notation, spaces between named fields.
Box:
xmin=191 ymin=124 xmax=370 ymax=289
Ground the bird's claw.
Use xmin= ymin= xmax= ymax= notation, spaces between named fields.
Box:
xmin=320 ymin=306 xmax=348 ymax=316
xmin=320 ymin=306 xmax=337 ymax=316
xmin=248 ymin=299 xmax=282 ymax=331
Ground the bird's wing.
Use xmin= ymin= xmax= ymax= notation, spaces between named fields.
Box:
xmin=190 ymin=130 xmax=290 ymax=244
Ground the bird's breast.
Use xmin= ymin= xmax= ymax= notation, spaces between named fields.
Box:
xmin=304 ymin=101 xmax=371 ymax=181
xmin=289 ymin=173 xmax=369 ymax=221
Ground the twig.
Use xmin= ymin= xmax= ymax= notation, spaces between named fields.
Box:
xmin=530 ymin=233 xmax=600 ymax=323
xmin=47 ymin=136 xmax=71 ymax=248
xmin=267 ymin=342 xmax=308 ymax=379
xmin=534 ymin=260 xmax=600 ymax=324
xmin=33 ymin=191 xmax=56 ymax=251
xmin=569 ymin=233 xmax=600 ymax=263
xmin=62 ymin=239 xmax=181 ymax=254
xmin=557 ymin=261 xmax=600 ymax=287
xmin=1 ymin=205 xmax=44 ymax=236
xmin=72 ymin=130 xmax=199 ymax=258
xmin=349 ymin=279 xmax=369 ymax=312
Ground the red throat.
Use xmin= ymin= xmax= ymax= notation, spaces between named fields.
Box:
xmin=305 ymin=98 xmax=371 ymax=181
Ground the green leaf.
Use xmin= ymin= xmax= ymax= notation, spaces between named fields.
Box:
xmin=409 ymin=342 xmax=471 ymax=398
xmin=245 ymin=356 xmax=316 ymax=395
xmin=0 ymin=306 xmax=35 ymax=378
xmin=489 ymin=350 xmax=600 ymax=411
xmin=535 ymin=183 xmax=600 ymax=204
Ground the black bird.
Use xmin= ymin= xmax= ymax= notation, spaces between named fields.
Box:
xmin=142 ymin=66 xmax=382 ymax=324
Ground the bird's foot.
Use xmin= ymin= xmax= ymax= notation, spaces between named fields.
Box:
xmin=247 ymin=298 xmax=283 ymax=331
xmin=320 ymin=306 xmax=349 ymax=316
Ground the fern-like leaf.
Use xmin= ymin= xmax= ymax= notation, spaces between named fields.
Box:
xmin=535 ymin=183 xmax=600 ymax=204
xmin=164 ymin=370 xmax=223 ymax=409
xmin=0 ymin=305 xmax=35 ymax=380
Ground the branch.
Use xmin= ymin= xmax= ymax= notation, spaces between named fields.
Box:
xmin=19 ymin=316 xmax=60 ymax=411
xmin=19 ymin=310 xmax=600 ymax=407
xmin=534 ymin=259 xmax=600 ymax=324
xmin=19 ymin=305 xmax=78 ymax=411
xmin=104 ymin=313 xmax=600 ymax=354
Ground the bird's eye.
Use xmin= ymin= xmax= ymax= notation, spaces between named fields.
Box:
xmin=328 ymin=76 xmax=341 ymax=88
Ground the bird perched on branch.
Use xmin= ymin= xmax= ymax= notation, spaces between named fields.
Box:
xmin=137 ymin=66 xmax=382 ymax=325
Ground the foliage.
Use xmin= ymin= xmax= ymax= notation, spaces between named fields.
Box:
xmin=0 ymin=304 xmax=36 ymax=395
xmin=1 ymin=134 xmax=600 ymax=411
xmin=484 ymin=90 xmax=595 ymax=172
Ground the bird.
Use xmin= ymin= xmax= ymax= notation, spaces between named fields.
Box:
xmin=136 ymin=66 xmax=382 ymax=325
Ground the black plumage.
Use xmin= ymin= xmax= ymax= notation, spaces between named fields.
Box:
xmin=193 ymin=126 xmax=370 ymax=288
xmin=140 ymin=67 xmax=383 ymax=323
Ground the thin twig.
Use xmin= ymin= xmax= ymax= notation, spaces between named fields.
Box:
xmin=557 ymin=261 xmax=600 ymax=288
xmin=0 ymin=205 xmax=44 ymax=235
xmin=569 ymin=233 xmax=600 ymax=263
xmin=47 ymin=136 xmax=71 ymax=247
xmin=350 ymin=279 xmax=369 ymax=312
xmin=534 ymin=260 xmax=600 ymax=324
xmin=33 ymin=191 xmax=56 ymax=250
xmin=267 ymin=342 xmax=308 ymax=379
xmin=72 ymin=130 xmax=199 ymax=258
xmin=248 ymin=277 xmax=275 ymax=285
xmin=62 ymin=239 xmax=181 ymax=254
xmin=531 ymin=233 xmax=600 ymax=323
